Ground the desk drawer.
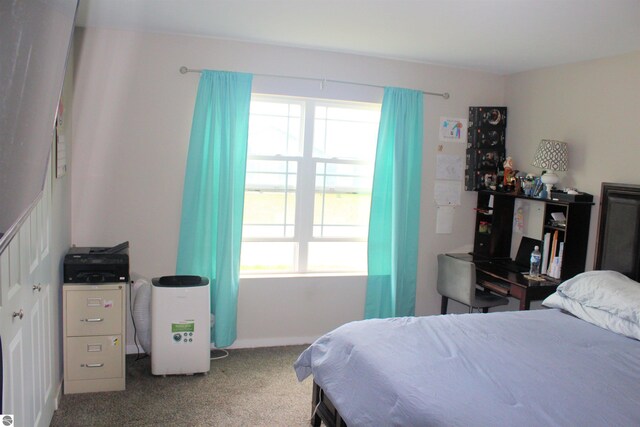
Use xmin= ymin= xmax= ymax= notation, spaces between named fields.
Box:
xmin=65 ymin=289 xmax=123 ymax=336
xmin=66 ymin=335 xmax=123 ymax=381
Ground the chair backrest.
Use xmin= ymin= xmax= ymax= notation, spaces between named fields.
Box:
xmin=437 ymin=254 xmax=477 ymax=306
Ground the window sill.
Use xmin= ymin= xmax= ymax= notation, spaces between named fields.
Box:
xmin=240 ymin=271 xmax=367 ymax=280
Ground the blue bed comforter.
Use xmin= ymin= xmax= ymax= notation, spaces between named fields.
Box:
xmin=294 ymin=309 xmax=640 ymax=426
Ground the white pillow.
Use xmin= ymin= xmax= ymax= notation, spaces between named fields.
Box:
xmin=543 ymin=270 xmax=640 ymax=340
xmin=543 ymin=292 xmax=640 ymax=340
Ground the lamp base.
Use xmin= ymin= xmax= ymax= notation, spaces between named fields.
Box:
xmin=540 ymin=172 xmax=559 ymax=199
xmin=543 ymin=183 xmax=554 ymax=199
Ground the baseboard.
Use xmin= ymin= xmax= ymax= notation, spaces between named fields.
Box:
xmin=40 ymin=380 xmax=63 ymax=427
xmin=126 ymin=336 xmax=318 ymax=354
xmin=54 ymin=381 xmax=63 ymax=410
xmin=227 ymin=336 xmax=316 ymax=349
xmin=126 ymin=336 xmax=316 ymax=354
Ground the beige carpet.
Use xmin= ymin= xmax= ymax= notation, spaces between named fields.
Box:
xmin=51 ymin=346 xmax=313 ymax=426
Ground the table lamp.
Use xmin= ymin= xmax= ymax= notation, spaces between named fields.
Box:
xmin=532 ymin=139 xmax=568 ymax=198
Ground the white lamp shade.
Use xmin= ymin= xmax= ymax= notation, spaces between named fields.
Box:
xmin=532 ymin=140 xmax=568 ymax=172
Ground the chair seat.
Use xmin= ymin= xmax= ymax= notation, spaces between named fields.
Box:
xmin=437 ymin=254 xmax=510 ymax=314
xmin=473 ymin=290 xmax=509 ymax=309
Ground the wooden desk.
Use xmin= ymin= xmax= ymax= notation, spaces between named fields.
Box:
xmin=447 ymin=253 xmax=561 ymax=310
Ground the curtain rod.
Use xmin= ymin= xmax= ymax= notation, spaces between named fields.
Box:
xmin=179 ymin=66 xmax=450 ymax=100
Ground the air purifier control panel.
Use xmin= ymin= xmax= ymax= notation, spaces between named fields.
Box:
xmin=171 ymin=321 xmax=196 ymax=343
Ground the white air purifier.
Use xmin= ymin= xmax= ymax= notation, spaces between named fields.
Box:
xmin=151 ymin=275 xmax=210 ymax=375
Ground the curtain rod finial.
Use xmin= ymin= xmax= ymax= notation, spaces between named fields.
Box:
xmin=179 ymin=66 xmax=189 ymax=74
xmin=442 ymin=93 xmax=450 ymax=100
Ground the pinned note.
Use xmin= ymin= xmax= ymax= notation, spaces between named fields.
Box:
xmin=436 ymin=206 xmax=455 ymax=234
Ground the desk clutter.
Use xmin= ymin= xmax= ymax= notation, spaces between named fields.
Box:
xmin=523 ymin=274 xmax=547 ymax=282
xmin=446 ymin=253 xmax=560 ymax=310
xmin=463 ymin=106 xmax=594 ymax=202
xmin=473 ymin=191 xmax=593 ymax=281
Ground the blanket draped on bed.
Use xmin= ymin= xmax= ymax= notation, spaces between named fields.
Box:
xmin=295 ymin=309 xmax=640 ymax=426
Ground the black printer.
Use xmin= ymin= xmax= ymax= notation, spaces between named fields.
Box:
xmin=64 ymin=241 xmax=130 ymax=283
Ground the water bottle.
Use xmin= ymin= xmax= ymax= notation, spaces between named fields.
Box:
xmin=530 ymin=245 xmax=541 ymax=277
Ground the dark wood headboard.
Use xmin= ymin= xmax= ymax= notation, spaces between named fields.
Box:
xmin=594 ymin=183 xmax=640 ymax=281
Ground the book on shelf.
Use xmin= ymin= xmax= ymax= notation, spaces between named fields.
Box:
xmin=547 ymin=241 xmax=564 ymax=279
xmin=541 ymin=232 xmax=551 ymax=274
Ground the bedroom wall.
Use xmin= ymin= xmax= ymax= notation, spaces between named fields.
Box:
xmin=71 ymin=27 xmax=506 ymax=349
xmin=505 ymin=51 xmax=640 ymax=272
xmin=49 ymin=41 xmax=74 ymax=406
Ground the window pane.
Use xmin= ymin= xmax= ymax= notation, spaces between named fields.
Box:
xmin=313 ymin=104 xmax=380 ymax=161
xmin=244 ymin=159 xmax=296 ymax=238
xmin=316 ymin=163 xmax=373 ymax=192
xmin=245 ymin=160 xmax=297 ymax=190
xmin=248 ymin=99 xmax=303 ymax=156
xmin=308 ymin=242 xmax=367 ymax=272
xmin=243 ymin=191 xmax=296 ymax=238
xmin=313 ymin=193 xmax=371 ymax=238
xmin=240 ymin=242 xmax=297 ymax=273
xmin=314 ymin=162 xmax=372 ymax=238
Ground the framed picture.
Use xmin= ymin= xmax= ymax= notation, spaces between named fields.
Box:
xmin=439 ymin=117 xmax=468 ymax=143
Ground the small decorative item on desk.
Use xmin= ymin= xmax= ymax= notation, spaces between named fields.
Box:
xmin=537 ymin=187 xmax=548 ymax=199
xmin=514 ymin=171 xmax=525 ymax=194
xmin=521 ymin=175 xmax=535 ymax=196
xmin=484 ymin=173 xmax=497 ymax=190
xmin=524 ymin=246 xmax=547 ymax=281
xmin=529 ymin=245 xmax=541 ymax=277
xmin=526 ymin=176 xmax=545 ymax=198
xmin=503 ymin=157 xmax=517 ymax=191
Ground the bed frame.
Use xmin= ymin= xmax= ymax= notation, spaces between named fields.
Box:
xmin=308 ymin=182 xmax=640 ymax=427
xmin=311 ymin=380 xmax=345 ymax=427
xmin=594 ymin=183 xmax=640 ymax=281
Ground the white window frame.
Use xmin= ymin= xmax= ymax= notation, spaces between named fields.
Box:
xmin=242 ymin=94 xmax=380 ymax=275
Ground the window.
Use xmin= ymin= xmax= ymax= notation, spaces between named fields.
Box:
xmin=241 ymin=95 xmax=381 ymax=274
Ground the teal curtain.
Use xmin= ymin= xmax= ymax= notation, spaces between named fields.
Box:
xmin=365 ymin=87 xmax=424 ymax=319
xmin=176 ymin=70 xmax=253 ymax=348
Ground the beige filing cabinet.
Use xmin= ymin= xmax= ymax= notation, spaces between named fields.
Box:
xmin=63 ymin=283 xmax=126 ymax=393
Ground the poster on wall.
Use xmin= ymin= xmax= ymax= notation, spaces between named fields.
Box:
xmin=436 ymin=206 xmax=455 ymax=234
xmin=55 ymin=100 xmax=67 ymax=178
xmin=438 ymin=117 xmax=468 ymax=143
xmin=434 ymin=180 xmax=461 ymax=206
xmin=436 ymin=154 xmax=464 ymax=181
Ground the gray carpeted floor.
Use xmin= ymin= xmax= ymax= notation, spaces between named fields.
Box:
xmin=51 ymin=346 xmax=313 ymax=426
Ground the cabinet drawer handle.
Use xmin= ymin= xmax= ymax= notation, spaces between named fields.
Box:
xmin=33 ymin=283 xmax=42 ymax=292
xmin=84 ymin=363 xmax=104 ymax=368
xmin=81 ymin=318 xmax=104 ymax=323
xmin=12 ymin=309 xmax=24 ymax=320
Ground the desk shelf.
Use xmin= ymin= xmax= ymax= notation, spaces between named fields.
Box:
xmin=473 ymin=191 xmax=593 ymax=281
xmin=473 ymin=191 xmax=514 ymax=259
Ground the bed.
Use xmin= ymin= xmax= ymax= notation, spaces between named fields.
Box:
xmin=294 ymin=182 xmax=640 ymax=427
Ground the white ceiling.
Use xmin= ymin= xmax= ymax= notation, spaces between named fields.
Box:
xmin=76 ymin=0 xmax=640 ymax=75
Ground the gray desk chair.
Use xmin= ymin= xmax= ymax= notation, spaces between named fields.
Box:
xmin=437 ymin=254 xmax=509 ymax=314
